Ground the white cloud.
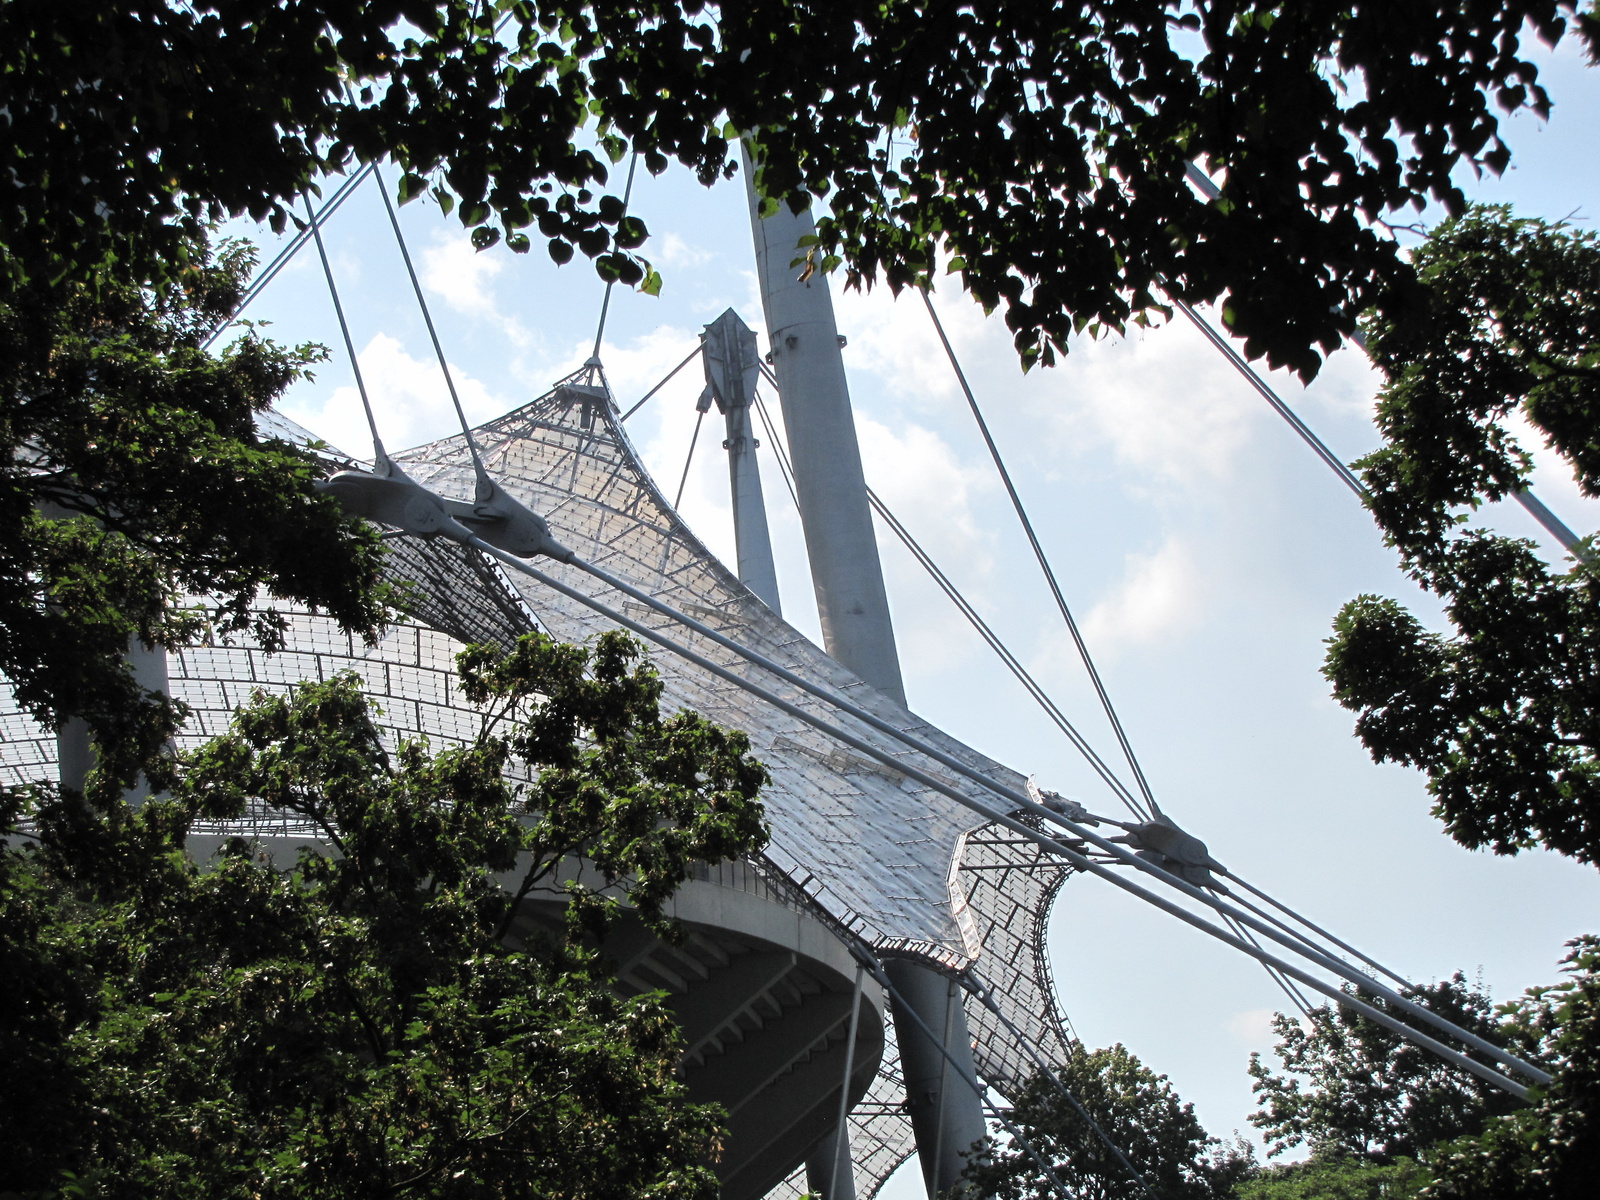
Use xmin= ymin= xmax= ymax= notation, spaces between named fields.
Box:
xmin=419 ymin=230 xmax=534 ymax=346
xmin=832 ymin=281 xmax=975 ymax=408
xmin=858 ymin=416 xmax=991 ymax=555
xmin=592 ymin=323 xmax=708 ymax=404
xmin=1227 ymin=1008 xmax=1282 ymax=1047
xmin=656 ymin=231 xmax=715 ymax=269
xmin=855 ymin=415 xmax=998 ymax=676
xmin=834 ymin=283 xmax=1303 ymax=493
xmin=283 ymin=333 xmax=508 ymax=458
xmin=1301 ymin=341 xmax=1383 ymax=425
xmin=1080 ymin=536 xmax=1205 ymax=658
xmin=421 ymin=229 xmax=504 ymax=316
xmin=1027 ymin=319 xmax=1265 ymax=491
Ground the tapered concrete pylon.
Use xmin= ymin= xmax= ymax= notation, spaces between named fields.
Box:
xmin=743 ymin=148 xmax=985 ymax=1200
xmin=741 ymin=147 xmax=905 ymax=707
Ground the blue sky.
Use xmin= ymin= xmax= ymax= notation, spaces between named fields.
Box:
xmin=226 ymin=27 xmax=1600 ymax=1189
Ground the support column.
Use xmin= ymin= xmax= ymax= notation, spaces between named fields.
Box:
xmin=57 ymin=637 xmax=170 ymax=805
xmin=805 ymin=1123 xmax=858 ymax=1200
xmin=741 ymin=147 xmax=905 ymax=706
xmin=886 ymin=960 xmax=987 ymax=1199
xmin=703 ymin=308 xmax=782 ymax=614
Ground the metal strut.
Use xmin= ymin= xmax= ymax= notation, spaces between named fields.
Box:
xmin=1180 ymin=161 xmax=1586 ymax=553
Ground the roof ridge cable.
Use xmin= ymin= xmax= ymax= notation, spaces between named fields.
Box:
xmin=921 ymin=289 xmax=1163 ymax=817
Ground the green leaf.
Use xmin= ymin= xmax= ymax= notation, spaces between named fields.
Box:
xmin=397 ymin=173 xmax=428 ymax=205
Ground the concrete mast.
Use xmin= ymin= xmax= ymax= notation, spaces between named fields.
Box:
xmin=741 ymin=149 xmax=905 ymax=707
xmin=702 ymin=308 xmax=782 ymax=614
xmin=742 ymin=149 xmax=984 ymax=1199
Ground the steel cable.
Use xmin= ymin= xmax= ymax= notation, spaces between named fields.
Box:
xmin=621 ymin=345 xmax=704 ymax=422
xmin=471 ymin=538 xmax=1545 ymax=1094
xmin=302 ymin=191 xmax=385 ymax=462
xmin=673 ymin=409 xmax=706 ymax=510
xmin=921 ymin=291 xmax=1162 ymax=817
xmin=373 ymin=163 xmax=487 ymax=474
xmin=1180 ymin=162 xmax=1584 ymax=551
xmin=753 ymin=368 xmax=1146 ymax=818
xmin=590 ymin=151 xmax=641 ymax=363
xmin=202 ymin=165 xmax=376 ymax=351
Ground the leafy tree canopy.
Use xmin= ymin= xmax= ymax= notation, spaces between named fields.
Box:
xmin=1422 ymin=937 xmax=1600 ymax=1199
xmin=1236 ymin=1153 xmax=1430 ymax=1200
xmin=1245 ymin=942 xmax=1600 ymax=1200
xmin=0 ymin=630 xmax=770 ymax=1199
xmin=1248 ymin=972 xmax=1529 ymax=1163
xmin=1324 ymin=206 xmax=1600 ymax=866
xmin=960 ymin=1043 xmax=1255 ymax=1200
xmin=3 ymin=2 xmax=1599 ymax=375
xmin=0 ymin=233 xmax=394 ymax=798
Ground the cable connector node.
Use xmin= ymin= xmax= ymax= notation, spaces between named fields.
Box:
xmin=317 ymin=463 xmax=474 ymax=543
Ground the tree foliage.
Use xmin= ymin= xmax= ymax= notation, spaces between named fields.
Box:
xmin=1248 ymin=973 xmax=1528 ymax=1163
xmin=1236 ymin=1153 xmax=1430 ymax=1200
xmin=1244 ymin=943 xmax=1600 ymax=1200
xmin=1324 ymin=206 xmax=1600 ymax=865
xmin=0 ymin=233 xmax=394 ymax=801
xmin=1420 ymin=937 xmax=1600 ymax=1199
xmin=960 ymin=1044 xmax=1255 ymax=1200
xmin=0 ymin=630 xmax=770 ymax=1199
xmin=3 ymin=3 xmax=1599 ymax=375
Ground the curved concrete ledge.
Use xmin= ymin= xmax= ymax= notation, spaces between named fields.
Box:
xmin=512 ymin=865 xmax=885 ymax=1200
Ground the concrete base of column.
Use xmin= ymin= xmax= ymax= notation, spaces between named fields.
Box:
xmin=805 ymin=1122 xmax=858 ymax=1200
xmin=885 ymin=959 xmax=987 ymax=1199
xmin=58 ymin=638 xmax=170 ymax=804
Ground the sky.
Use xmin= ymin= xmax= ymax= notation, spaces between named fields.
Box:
xmin=224 ymin=28 xmax=1600 ymax=1193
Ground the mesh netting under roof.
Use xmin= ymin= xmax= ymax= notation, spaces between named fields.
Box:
xmin=0 ymin=364 xmax=1077 ymax=1200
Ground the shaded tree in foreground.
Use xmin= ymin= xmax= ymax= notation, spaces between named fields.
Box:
xmin=961 ymin=1043 xmax=1254 ymax=1200
xmin=0 ymin=631 xmax=769 ymax=1200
